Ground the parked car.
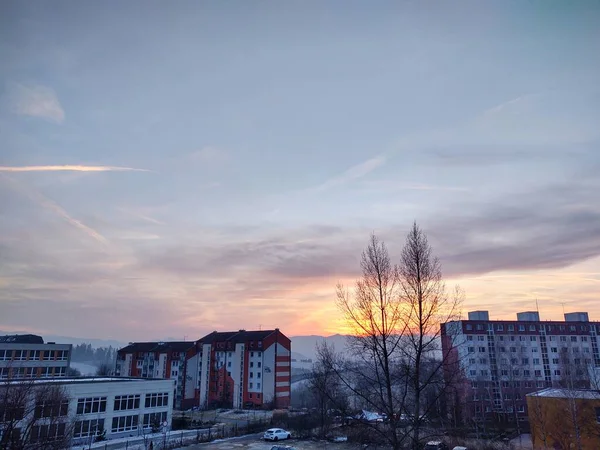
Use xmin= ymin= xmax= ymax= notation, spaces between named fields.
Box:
xmin=270 ymin=446 xmax=297 ymax=450
xmin=263 ymin=428 xmax=292 ymax=441
xmin=452 ymin=447 xmax=468 ymax=450
xmin=424 ymin=442 xmax=449 ymax=450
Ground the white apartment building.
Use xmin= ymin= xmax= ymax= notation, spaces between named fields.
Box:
xmin=442 ymin=310 xmax=600 ymax=423
xmin=0 ymin=334 xmax=72 ymax=379
xmin=1 ymin=377 xmax=175 ymax=446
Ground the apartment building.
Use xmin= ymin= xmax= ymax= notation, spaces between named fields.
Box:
xmin=0 ymin=377 xmax=174 ymax=445
xmin=0 ymin=334 xmax=72 ymax=379
xmin=441 ymin=310 xmax=600 ymax=424
xmin=114 ymin=341 xmax=195 ymax=409
xmin=196 ymin=329 xmax=291 ymax=410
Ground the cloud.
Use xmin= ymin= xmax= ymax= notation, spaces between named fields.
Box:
xmin=9 ymin=83 xmax=65 ymax=123
xmin=0 ymin=165 xmax=149 ymax=172
xmin=0 ymin=174 xmax=109 ymax=245
xmin=311 ymin=156 xmax=386 ymax=192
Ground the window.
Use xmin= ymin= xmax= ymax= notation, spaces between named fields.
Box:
xmin=595 ymin=407 xmax=600 ymax=424
xmin=111 ymin=415 xmax=139 ymax=433
xmin=497 ymin=325 xmax=504 ymax=331
xmin=518 ymin=325 xmax=525 ymax=332
xmin=73 ymin=419 xmax=105 ymax=438
xmin=518 ymin=405 xmax=525 ymax=413
xmin=535 ymin=370 xmax=542 ymax=377
xmin=257 ymin=382 xmax=261 ymax=389
xmin=14 ymin=350 xmax=26 ymax=361
xmin=55 ymin=350 xmax=68 ymax=361
xmin=0 ymin=403 xmax=25 ymax=421
xmin=480 ymin=370 xmax=488 ymax=376
xmin=510 ymin=336 xmax=516 ymax=341
xmin=476 ymin=324 xmax=483 ymax=331
xmin=469 ymin=370 xmax=476 ymax=376
xmin=551 ymin=347 xmax=558 ymax=353
xmin=249 ymin=372 xmax=253 ymax=378
xmin=532 ymin=348 xmax=538 ymax=353
xmin=513 ymin=369 xmax=519 ymax=376
xmin=30 ymin=423 xmax=66 ymax=443
xmin=29 ymin=350 xmax=41 ymax=360
xmin=499 ymin=347 xmax=506 ymax=352
xmin=508 ymin=325 xmax=514 ymax=331
xmin=552 ymin=358 xmax=559 ymax=364
xmin=76 ymin=397 xmax=107 ymax=415
xmin=145 ymin=393 xmax=169 ymax=408
xmin=501 ymin=370 xmax=508 ymax=376
xmin=250 ymin=362 xmax=254 ymax=368
xmin=143 ymin=412 xmax=167 ymax=428
xmin=227 ymin=361 xmax=231 ymax=367
xmin=257 ymin=362 xmax=261 ymax=368
xmin=510 ymin=347 xmax=517 ymax=353
xmin=581 ymin=336 xmax=588 ymax=342
xmin=529 ymin=325 xmax=536 ymax=331
xmin=114 ymin=395 xmax=140 ymax=411
xmin=571 ymin=336 xmax=577 ymax=342
xmin=560 ymin=336 xmax=567 ymax=342
xmin=466 ymin=324 xmax=473 ymax=331
xmin=0 ymin=350 xmax=9 ymax=361
xmin=533 ymin=358 xmax=540 ymax=365
xmin=478 ymin=347 xmax=486 ymax=353
xmin=249 ymin=382 xmax=253 ymax=388
xmin=554 ymin=370 xmax=561 ymax=376
xmin=523 ymin=370 xmax=530 ymax=376
xmin=569 ymin=326 xmax=576 ymax=332
xmin=468 ymin=347 xmax=475 ymax=353
xmin=34 ymin=400 xmax=69 ymax=419
xmin=40 ymin=367 xmax=52 ymax=377
xmin=257 ymin=352 xmax=261 ymax=357
xmin=478 ymin=335 xmax=485 ymax=341
xmin=530 ymin=336 xmax=537 ymax=342
xmin=522 ymin=358 xmax=529 ymax=365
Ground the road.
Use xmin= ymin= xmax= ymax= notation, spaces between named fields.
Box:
xmin=181 ymin=434 xmax=357 ymax=450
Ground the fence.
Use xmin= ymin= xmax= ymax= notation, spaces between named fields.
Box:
xmin=86 ymin=419 xmax=271 ymax=450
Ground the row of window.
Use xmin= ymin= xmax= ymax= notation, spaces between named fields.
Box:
xmin=467 ymin=346 xmax=591 ymax=354
xmin=468 ymin=357 xmax=592 ymax=366
xmin=30 ymin=423 xmax=67 ymax=443
xmin=466 ymin=323 xmax=594 ymax=332
xmin=145 ymin=392 xmax=169 ymax=408
xmin=74 ymin=418 xmax=105 ymax=438
xmin=468 ymin=335 xmax=590 ymax=343
xmin=0 ymin=367 xmax=67 ymax=378
xmin=111 ymin=415 xmax=139 ymax=433
xmin=471 ymin=380 xmax=548 ymax=389
xmin=114 ymin=394 xmax=140 ymax=411
xmin=143 ymin=411 xmax=168 ymax=427
xmin=0 ymin=350 xmax=69 ymax=361
xmin=469 ymin=368 xmax=586 ymax=378
xmin=34 ymin=400 xmax=69 ymax=419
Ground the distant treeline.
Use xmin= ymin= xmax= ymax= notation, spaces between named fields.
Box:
xmin=71 ymin=343 xmax=117 ymax=364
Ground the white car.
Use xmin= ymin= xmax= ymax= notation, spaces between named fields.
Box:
xmin=263 ymin=428 xmax=291 ymax=441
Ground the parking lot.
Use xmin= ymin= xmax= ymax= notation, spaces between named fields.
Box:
xmin=181 ymin=433 xmax=359 ymax=450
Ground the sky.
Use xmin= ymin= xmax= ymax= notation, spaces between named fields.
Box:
xmin=1 ymin=1 xmax=599 ymax=342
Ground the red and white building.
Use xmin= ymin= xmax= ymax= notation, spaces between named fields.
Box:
xmin=115 ymin=329 xmax=291 ymax=410
xmin=115 ymin=341 xmax=196 ymax=409
xmin=196 ymin=329 xmax=291 ymax=410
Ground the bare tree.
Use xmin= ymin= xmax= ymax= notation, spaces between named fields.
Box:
xmin=0 ymin=373 xmax=73 ymax=450
xmin=334 ymin=224 xmax=462 ymax=450
xmin=95 ymin=363 xmax=112 ymax=377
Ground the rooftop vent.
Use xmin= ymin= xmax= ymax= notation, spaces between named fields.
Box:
xmin=468 ymin=311 xmax=489 ymax=321
xmin=517 ymin=312 xmax=540 ymax=322
xmin=564 ymin=312 xmax=589 ymax=322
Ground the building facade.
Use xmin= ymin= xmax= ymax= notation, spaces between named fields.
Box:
xmin=0 ymin=377 xmax=174 ymax=446
xmin=441 ymin=310 xmax=600 ymax=424
xmin=114 ymin=342 xmax=196 ymax=409
xmin=527 ymin=388 xmax=600 ymax=450
xmin=0 ymin=334 xmax=72 ymax=379
xmin=196 ymin=329 xmax=291 ymax=410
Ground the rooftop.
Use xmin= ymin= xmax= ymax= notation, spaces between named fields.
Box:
xmin=2 ymin=376 xmax=175 ymax=386
xmin=118 ymin=341 xmax=195 ymax=353
xmin=197 ymin=329 xmax=281 ymax=344
xmin=527 ymin=388 xmax=600 ymax=400
xmin=0 ymin=334 xmax=45 ymax=344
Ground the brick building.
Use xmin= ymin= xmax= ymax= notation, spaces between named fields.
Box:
xmin=196 ymin=329 xmax=291 ymax=410
xmin=114 ymin=341 xmax=196 ymax=409
xmin=115 ymin=329 xmax=291 ymax=410
xmin=441 ymin=310 xmax=600 ymax=424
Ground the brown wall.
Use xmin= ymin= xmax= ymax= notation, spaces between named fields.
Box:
xmin=527 ymin=394 xmax=600 ymax=450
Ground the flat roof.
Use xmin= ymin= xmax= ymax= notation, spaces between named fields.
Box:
xmin=3 ymin=377 xmax=174 ymax=386
xmin=527 ymin=388 xmax=600 ymax=400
